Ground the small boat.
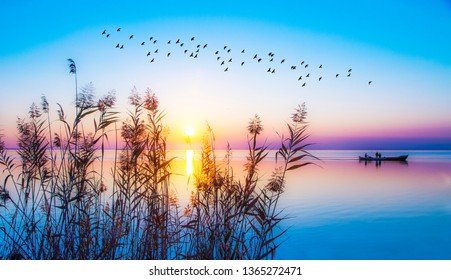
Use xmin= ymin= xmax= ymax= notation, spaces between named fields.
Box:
xmin=359 ymin=155 xmax=408 ymax=161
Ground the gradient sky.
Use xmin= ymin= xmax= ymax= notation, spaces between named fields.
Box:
xmin=1 ymin=0 xmax=450 ymax=150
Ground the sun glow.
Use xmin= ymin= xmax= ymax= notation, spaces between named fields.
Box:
xmin=185 ymin=127 xmax=195 ymax=137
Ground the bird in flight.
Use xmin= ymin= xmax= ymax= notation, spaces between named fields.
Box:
xmin=116 ymin=43 xmax=120 ymax=48
xmin=150 ymin=58 xmax=155 ymax=63
xmin=203 ymin=44 xmax=208 ymax=48
xmin=117 ymin=28 xmax=121 ymax=32
xmin=176 ymin=39 xmax=180 ymax=44
xmin=129 ymin=35 xmax=134 ymax=39
xmin=141 ymin=42 xmax=145 ymax=45
xmin=191 ymin=37 xmax=195 ymax=41
xmin=348 ymin=69 xmax=352 ymax=72
xmin=224 ymin=67 xmax=228 ymax=72
xmin=102 ymin=30 xmax=106 ymax=35
xmin=168 ymin=40 xmax=171 ymax=44
xmin=281 ymin=59 xmax=285 ymax=64
xmin=305 ymin=64 xmax=309 ymax=68
xmin=253 ymin=54 xmax=258 ymax=59
xmin=241 ymin=49 xmax=245 ymax=53
xmin=167 ymin=52 xmax=171 ymax=57
xmin=257 ymin=58 xmax=262 ymax=63
xmin=298 ymin=75 xmax=302 ymax=81
xmin=301 ymin=61 xmax=305 ymax=65
xmin=215 ymin=51 xmax=219 ymax=55
xmin=368 ymin=81 xmax=372 ymax=85
xmin=291 ymin=66 xmax=296 ymax=70
xmin=149 ymin=37 xmax=154 ymax=41
xmin=319 ymin=64 xmax=322 ymax=68
xmin=147 ymin=52 xmax=151 ymax=56
xmin=228 ymin=58 xmax=232 ymax=62
xmin=302 ymin=83 xmax=306 ymax=87
xmin=319 ymin=76 xmax=322 ymax=81
xmin=267 ymin=68 xmax=272 ymax=72
xmin=120 ymin=45 xmax=124 ymax=49
xmin=336 ymin=74 xmax=339 ymax=78
xmin=347 ymin=73 xmax=351 ymax=77
xmin=106 ymin=34 xmax=110 ymax=37
xmin=306 ymin=73 xmax=310 ymax=77
xmin=241 ymin=61 xmax=245 ymax=66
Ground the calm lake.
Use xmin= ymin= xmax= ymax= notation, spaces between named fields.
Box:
xmin=1 ymin=149 xmax=450 ymax=260
xmin=275 ymin=150 xmax=451 ymax=260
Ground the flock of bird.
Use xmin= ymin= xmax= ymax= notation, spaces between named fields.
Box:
xmin=101 ymin=28 xmax=373 ymax=87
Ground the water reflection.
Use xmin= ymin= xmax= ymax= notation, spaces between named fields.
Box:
xmin=186 ymin=149 xmax=194 ymax=176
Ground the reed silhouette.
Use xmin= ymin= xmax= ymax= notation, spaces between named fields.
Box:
xmin=0 ymin=73 xmax=316 ymax=260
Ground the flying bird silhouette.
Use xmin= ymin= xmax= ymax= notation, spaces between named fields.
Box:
xmin=257 ymin=58 xmax=262 ymax=63
xmin=167 ymin=52 xmax=171 ymax=57
xmin=319 ymin=64 xmax=322 ymax=68
xmin=227 ymin=49 xmax=231 ymax=53
xmin=241 ymin=49 xmax=245 ymax=53
xmin=176 ymin=39 xmax=180 ymax=44
xmin=129 ymin=35 xmax=134 ymax=39
xmin=106 ymin=34 xmax=110 ymax=37
xmin=368 ymin=81 xmax=372 ymax=85
xmin=153 ymin=40 xmax=157 ymax=44
xmin=301 ymin=61 xmax=305 ymax=65
xmin=180 ymin=43 xmax=184 ymax=47
xmin=102 ymin=30 xmax=106 ymax=35
xmin=150 ymin=58 xmax=154 ymax=63
xmin=203 ymin=44 xmax=208 ymax=48
xmin=147 ymin=52 xmax=151 ymax=56
xmin=224 ymin=67 xmax=228 ymax=72
xmin=253 ymin=54 xmax=258 ymax=59
xmin=336 ymin=74 xmax=339 ymax=78
xmin=215 ymin=51 xmax=219 ymax=55
xmin=267 ymin=68 xmax=272 ymax=72
xmin=141 ymin=42 xmax=145 ymax=45
xmin=197 ymin=44 xmax=201 ymax=48
xmin=149 ymin=37 xmax=153 ymax=41
xmin=319 ymin=76 xmax=322 ymax=81
xmin=272 ymin=69 xmax=275 ymax=73
xmin=191 ymin=37 xmax=195 ymax=41
xmin=168 ymin=40 xmax=171 ymax=44
xmin=120 ymin=45 xmax=124 ymax=49
xmin=154 ymin=49 xmax=158 ymax=53
xmin=241 ymin=61 xmax=245 ymax=66
xmin=298 ymin=76 xmax=302 ymax=81
xmin=116 ymin=43 xmax=120 ymax=48
xmin=348 ymin=69 xmax=352 ymax=72
xmin=217 ymin=56 xmax=221 ymax=60
xmin=224 ymin=46 xmax=227 ymax=50
xmin=221 ymin=61 xmax=225 ymax=65
xmin=347 ymin=73 xmax=351 ymax=77
xmin=302 ymin=83 xmax=306 ymax=87
xmin=305 ymin=64 xmax=309 ymax=68
xmin=117 ymin=28 xmax=121 ymax=32
xmin=306 ymin=73 xmax=310 ymax=77
xmin=228 ymin=58 xmax=232 ymax=62
xmin=281 ymin=59 xmax=285 ymax=64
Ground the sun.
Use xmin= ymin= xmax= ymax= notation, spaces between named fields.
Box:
xmin=185 ymin=127 xmax=195 ymax=137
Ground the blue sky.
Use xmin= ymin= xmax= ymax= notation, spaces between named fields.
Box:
xmin=1 ymin=0 xmax=450 ymax=149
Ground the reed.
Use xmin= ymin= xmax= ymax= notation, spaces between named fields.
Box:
xmin=0 ymin=82 xmax=315 ymax=260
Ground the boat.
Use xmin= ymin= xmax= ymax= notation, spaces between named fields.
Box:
xmin=359 ymin=155 xmax=408 ymax=161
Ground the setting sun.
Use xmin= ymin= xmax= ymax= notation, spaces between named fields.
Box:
xmin=185 ymin=127 xmax=195 ymax=137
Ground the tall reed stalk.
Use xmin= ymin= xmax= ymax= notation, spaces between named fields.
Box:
xmin=0 ymin=70 xmax=316 ymax=259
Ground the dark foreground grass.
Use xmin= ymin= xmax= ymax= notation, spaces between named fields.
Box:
xmin=0 ymin=85 xmax=316 ymax=260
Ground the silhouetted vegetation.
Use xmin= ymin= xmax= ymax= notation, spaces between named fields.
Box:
xmin=0 ymin=82 xmax=315 ymax=260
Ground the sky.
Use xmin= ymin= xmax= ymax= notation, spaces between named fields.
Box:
xmin=0 ymin=0 xmax=450 ymax=150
